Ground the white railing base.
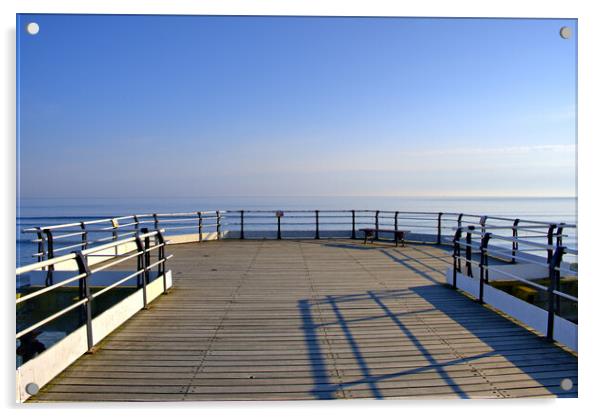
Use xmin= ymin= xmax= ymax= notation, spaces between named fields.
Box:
xmin=16 ymin=271 xmax=172 ymax=403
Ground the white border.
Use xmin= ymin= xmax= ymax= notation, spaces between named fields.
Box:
xmin=2 ymin=0 xmax=600 ymax=415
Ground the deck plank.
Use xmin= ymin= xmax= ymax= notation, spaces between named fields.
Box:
xmin=30 ymin=239 xmax=577 ymax=401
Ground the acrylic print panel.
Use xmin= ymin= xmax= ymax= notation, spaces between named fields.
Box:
xmin=16 ymin=14 xmax=577 ymax=402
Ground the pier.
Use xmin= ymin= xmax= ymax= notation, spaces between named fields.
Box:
xmin=16 ymin=210 xmax=578 ymax=401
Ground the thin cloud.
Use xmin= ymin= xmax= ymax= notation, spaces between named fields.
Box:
xmin=400 ymin=144 xmax=575 ymax=157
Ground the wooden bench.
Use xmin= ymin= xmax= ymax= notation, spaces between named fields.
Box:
xmin=360 ymin=228 xmax=410 ymax=247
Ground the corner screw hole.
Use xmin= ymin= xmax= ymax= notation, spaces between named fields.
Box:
xmin=26 ymin=22 xmax=40 ymax=35
xmin=560 ymin=378 xmax=573 ymax=391
xmin=25 ymin=382 xmax=39 ymax=395
xmin=559 ymin=26 xmax=571 ymax=39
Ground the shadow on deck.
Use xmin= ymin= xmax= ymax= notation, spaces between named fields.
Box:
xmin=299 ymin=242 xmax=576 ymax=398
xmin=299 ymin=286 xmax=577 ymax=399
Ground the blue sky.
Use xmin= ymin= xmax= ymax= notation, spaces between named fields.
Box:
xmin=17 ymin=15 xmax=577 ymax=198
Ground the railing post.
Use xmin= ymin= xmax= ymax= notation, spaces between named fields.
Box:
xmin=155 ymin=229 xmax=168 ymax=294
xmin=197 ymin=211 xmax=203 ymax=242
xmin=375 ymin=210 xmax=380 ymax=240
xmin=216 ymin=211 xmax=221 ymax=240
xmin=73 ymin=251 xmax=94 ymax=352
xmin=547 ymin=224 xmax=557 ymax=264
xmin=135 ymin=231 xmax=148 ymax=309
xmin=35 ymin=227 xmax=45 ymax=263
xmin=556 ymin=223 xmax=565 ymax=247
xmin=394 ymin=211 xmax=399 ymax=232
xmin=478 ymin=233 xmax=491 ymax=304
xmin=277 ymin=212 xmax=282 ymax=240
xmin=479 ymin=216 xmax=487 ymax=235
xmin=153 ymin=213 xmax=159 ymax=229
xmin=546 ymin=246 xmax=565 ymax=341
xmin=511 ymin=218 xmax=520 ymax=264
xmin=351 ymin=210 xmax=356 ymax=239
xmin=44 ymin=229 xmax=54 ymax=259
xmin=452 ymin=228 xmax=462 ymax=289
xmin=135 ymin=235 xmax=143 ymax=286
xmin=553 ymin=225 xmax=565 ymax=315
xmin=437 ymin=212 xmax=443 ymax=245
xmin=43 ymin=229 xmax=54 ymax=286
xmin=80 ymin=222 xmax=88 ymax=251
xmin=315 ymin=210 xmax=320 ymax=240
xmin=465 ymin=226 xmax=474 ymax=278
xmin=111 ymin=218 xmax=119 ymax=241
xmin=240 ymin=210 xmax=245 ymax=240
xmin=457 ymin=213 xmax=463 ymax=229
xmin=143 ymin=228 xmax=151 ymax=287
xmin=134 ymin=215 xmax=140 ymax=231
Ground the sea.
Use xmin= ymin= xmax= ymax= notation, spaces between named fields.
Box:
xmin=16 ymin=196 xmax=577 ymax=267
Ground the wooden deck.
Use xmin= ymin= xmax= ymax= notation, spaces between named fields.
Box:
xmin=30 ymin=239 xmax=577 ymax=401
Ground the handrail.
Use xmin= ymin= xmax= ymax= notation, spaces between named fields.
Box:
xmin=452 ymin=223 xmax=577 ymax=344
xmin=16 ymin=229 xmax=170 ymax=356
xmin=20 ymin=209 xmax=576 ymax=264
xmin=22 ymin=210 xmax=574 ymax=232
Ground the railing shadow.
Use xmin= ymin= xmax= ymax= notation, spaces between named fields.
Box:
xmin=297 ymin=247 xmax=577 ymax=399
xmin=410 ymin=284 xmax=578 ymax=397
xmin=298 ymin=290 xmax=494 ymax=399
xmin=379 ymin=248 xmax=444 ymax=285
xmin=321 ymin=242 xmax=379 ymax=251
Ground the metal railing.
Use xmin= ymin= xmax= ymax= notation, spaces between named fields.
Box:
xmin=451 ymin=223 xmax=577 ymax=342
xmin=16 ymin=229 xmax=171 ymax=354
xmin=17 ymin=209 xmax=577 ymax=364
xmin=21 ymin=209 xmax=576 ymax=263
xmin=22 ymin=211 xmax=221 ymax=263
